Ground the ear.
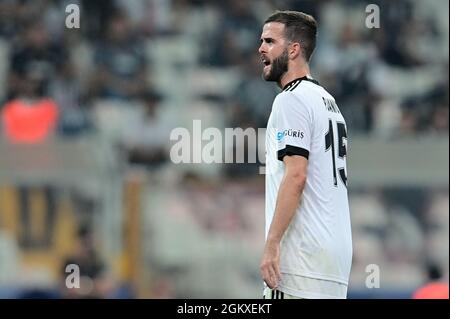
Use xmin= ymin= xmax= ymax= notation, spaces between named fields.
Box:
xmin=289 ymin=42 xmax=302 ymax=60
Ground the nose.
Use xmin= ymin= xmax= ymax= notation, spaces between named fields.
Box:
xmin=258 ymin=42 xmax=266 ymax=55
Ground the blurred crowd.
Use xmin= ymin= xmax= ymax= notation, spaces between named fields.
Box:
xmin=0 ymin=0 xmax=448 ymax=298
xmin=0 ymin=0 xmax=448 ymax=152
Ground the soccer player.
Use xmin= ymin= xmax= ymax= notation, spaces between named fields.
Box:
xmin=259 ymin=11 xmax=353 ymax=299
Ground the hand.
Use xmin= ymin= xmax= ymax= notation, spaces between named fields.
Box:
xmin=260 ymin=240 xmax=281 ymax=289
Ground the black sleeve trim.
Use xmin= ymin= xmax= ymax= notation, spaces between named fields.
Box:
xmin=277 ymin=145 xmax=309 ymax=161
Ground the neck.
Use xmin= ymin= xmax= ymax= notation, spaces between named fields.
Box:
xmin=278 ymin=63 xmax=311 ymax=89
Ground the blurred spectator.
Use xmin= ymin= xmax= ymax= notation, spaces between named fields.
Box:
xmin=17 ymin=186 xmax=57 ymax=249
xmin=81 ymin=0 xmax=118 ymax=40
xmin=206 ymin=0 xmax=260 ymax=66
xmin=412 ymin=263 xmax=449 ymax=299
xmin=49 ymin=62 xmax=90 ymax=137
xmin=116 ymin=0 xmax=174 ymax=36
xmin=1 ymin=27 xmax=60 ymax=143
xmin=430 ymin=106 xmax=449 ymax=134
xmin=1 ymin=17 xmax=61 ymax=250
xmin=375 ymin=0 xmax=424 ymax=68
xmin=1 ymin=21 xmax=61 ymax=251
xmin=0 ymin=0 xmax=59 ymax=40
xmin=1 ymin=97 xmax=58 ymax=144
xmin=0 ymin=0 xmax=17 ymax=38
xmin=60 ymin=224 xmax=116 ymax=299
xmin=7 ymin=18 xmax=67 ymax=100
xmin=121 ymin=91 xmax=169 ymax=168
xmin=89 ymin=11 xmax=148 ymax=100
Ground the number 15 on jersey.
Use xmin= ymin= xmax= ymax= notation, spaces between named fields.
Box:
xmin=325 ymin=119 xmax=348 ymax=187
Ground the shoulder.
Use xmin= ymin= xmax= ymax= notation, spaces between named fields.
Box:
xmin=273 ymin=90 xmax=300 ymax=108
xmin=273 ymin=90 xmax=311 ymax=116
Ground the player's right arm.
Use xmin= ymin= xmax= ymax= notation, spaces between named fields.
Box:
xmin=260 ymin=92 xmax=312 ymax=289
xmin=261 ymin=154 xmax=308 ymax=289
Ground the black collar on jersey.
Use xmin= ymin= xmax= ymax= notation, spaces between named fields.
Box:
xmin=282 ymin=76 xmax=320 ymax=91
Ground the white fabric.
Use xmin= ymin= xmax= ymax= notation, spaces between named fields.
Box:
xmin=265 ymin=78 xmax=353 ymax=298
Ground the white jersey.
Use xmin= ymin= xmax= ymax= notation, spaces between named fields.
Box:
xmin=265 ymin=76 xmax=352 ymax=297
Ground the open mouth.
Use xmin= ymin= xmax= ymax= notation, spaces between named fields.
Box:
xmin=261 ymin=58 xmax=270 ymax=71
xmin=262 ymin=57 xmax=271 ymax=67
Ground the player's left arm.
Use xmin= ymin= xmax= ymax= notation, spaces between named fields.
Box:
xmin=260 ymin=155 xmax=308 ymax=289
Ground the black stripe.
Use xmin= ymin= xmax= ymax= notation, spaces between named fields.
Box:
xmin=283 ymin=80 xmax=297 ymax=91
xmin=288 ymin=81 xmax=301 ymax=91
xmin=283 ymin=80 xmax=299 ymax=91
xmin=304 ymin=77 xmax=320 ymax=85
xmin=283 ymin=82 xmax=293 ymax=91
xmin=282 ymin=76 xmax=320 ymax=91
xmin=278 ymin=145 xmax=309 ymax=161
xmin=271 ymin=290 xmax=274 ymax=299
xmin=281 ymin=291 xmax=284 ymax=299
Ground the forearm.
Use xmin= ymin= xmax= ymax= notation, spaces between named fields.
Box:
xmin=267 ymin=173 xmax=305 ymax=244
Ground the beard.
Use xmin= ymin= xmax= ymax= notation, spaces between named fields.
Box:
xmin=263 ymin=48 xmax=289 ymax=82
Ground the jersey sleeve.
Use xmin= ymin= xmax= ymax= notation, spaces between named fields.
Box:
xmin=273 ymin=92 xmax=312 ymax=162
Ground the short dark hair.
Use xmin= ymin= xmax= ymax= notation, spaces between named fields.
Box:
xmin=265 ymin=10 xmax=317 ymax=62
